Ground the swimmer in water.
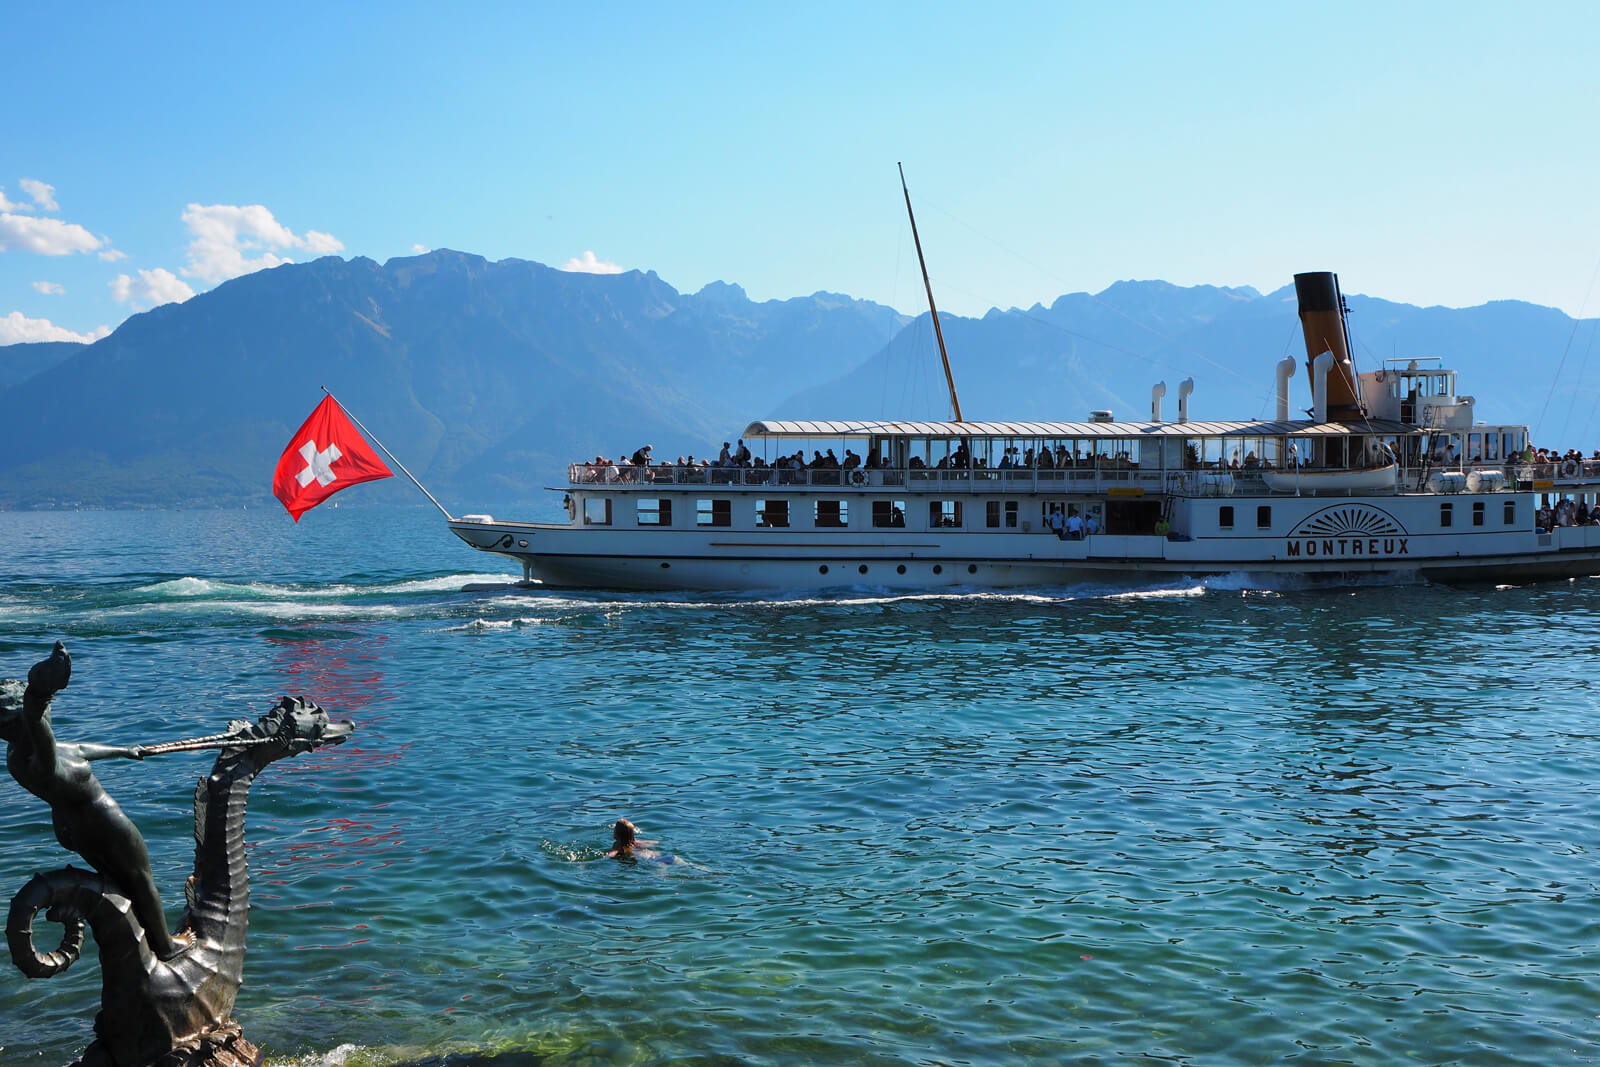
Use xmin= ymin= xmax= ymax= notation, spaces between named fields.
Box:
xmin=605 ymin=818 xmax=660 ymax=860
xmin=604 ymin=818 xmax=710 ymax=871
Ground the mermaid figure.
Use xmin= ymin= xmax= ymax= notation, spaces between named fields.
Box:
xmin=0 ymin=641 xmax=184 ymax=960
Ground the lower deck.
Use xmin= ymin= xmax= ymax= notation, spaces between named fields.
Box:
xmin=451 ymin=486 xmax=1600 ymax=590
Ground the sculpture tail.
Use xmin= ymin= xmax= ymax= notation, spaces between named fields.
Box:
xmin=7 ymin=868 xmax=107 ymax=977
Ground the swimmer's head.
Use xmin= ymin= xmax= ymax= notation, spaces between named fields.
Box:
xmin=0 ymin=679 xmax=24 ymax=743
xmin=613 ymin=819 xmax=637 ymax=850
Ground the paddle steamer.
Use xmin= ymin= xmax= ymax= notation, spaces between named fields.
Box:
xmin=447 ymin=270 xmax=1600 ymax=590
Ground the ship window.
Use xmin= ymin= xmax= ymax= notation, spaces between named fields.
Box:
xmin=583 ymin=498 xmax=611 ymax=526
xmin=1256 ymin=506 xmax=1271 ymax=530
xmin=1440 ymin=502 xmax=1453 ymax=528
xmin=930 ymin=500 xmax=962 ymax=528
xmin=1504 ymin=500 xmax=1516 ymax=525
xmin=1472 ymin=501 xmax=1485 ymax=526
xmin=636 ymin=498 xmax=672 ymax=526
xmin=756 ymin=499 xmax=789 ymax=528
xmin=1219 ymin=505 xmax=1234 ymax=530
xmin=697 ymin=498 xmax=732 ymax=527
xmin=872 ymin=500 xmax=906 ymax=528
xmin=815 ymin=499 xmax=848 ymax=527
xmin=984 ymin=500 xmax=1019 ymax=528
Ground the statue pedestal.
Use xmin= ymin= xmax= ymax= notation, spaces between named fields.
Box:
xmin=76 ymin=1022 xmax=262 ymax=1067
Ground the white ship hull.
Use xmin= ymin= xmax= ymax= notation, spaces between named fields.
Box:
xmin=449 ymin=492 xmax=1600 ymax=591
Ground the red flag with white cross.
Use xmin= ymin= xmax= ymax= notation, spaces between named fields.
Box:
xmin=273 ymin=395 xmax=393 ymax=521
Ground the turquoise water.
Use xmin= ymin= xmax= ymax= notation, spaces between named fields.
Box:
xmin=1 ymin=507 xmax=1597 ymax=1065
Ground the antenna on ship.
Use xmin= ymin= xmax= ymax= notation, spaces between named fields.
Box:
xmin=899 ymin=163 xmax=964 ymax=422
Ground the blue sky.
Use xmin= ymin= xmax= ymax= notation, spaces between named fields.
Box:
xmin=5 ymin=2 xmax=1600 ymax=345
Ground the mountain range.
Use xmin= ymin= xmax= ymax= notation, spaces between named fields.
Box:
xmin=1 ymin=250 xmax=1595 ymax=512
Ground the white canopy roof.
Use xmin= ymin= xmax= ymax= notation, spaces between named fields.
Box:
xmin=742 ymin=418 xmax=1422 ymax=440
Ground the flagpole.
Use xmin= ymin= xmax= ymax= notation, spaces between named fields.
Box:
xmin=321 ymin=386 xmax=454 ymax=520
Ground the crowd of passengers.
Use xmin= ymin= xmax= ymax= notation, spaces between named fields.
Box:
xmin=1536 ymin=496 xmax=1600 ymax=532
xmin=577 ymin=440 xmax=1155 ymax=483
xmin=576 ymin=439 xmax=1600 ymax=484
xmin=1514 ymin=447 xmax=1599 ymax=473
xmin=578 ymin=439 xmax=866 ymax=483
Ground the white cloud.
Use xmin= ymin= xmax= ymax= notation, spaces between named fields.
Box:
xmin=0 ymin=212 xmax=102 ymax=255
xmin=110 ymin=268 xmax=196 ymax=310
xmin=20 ymin=179 xmax=58 ymax=212
xmin=412 ymin=244 xmax=429 ymax=254
xmin=0 ymin=187 xmax=26 ymax=212
xmin=180 ymin=203 xmax=345 ymax=285
xmin=98 ymin=247 xmax=127 ymax=262
xmin=31 ymin=281 xmax=64 ymax=295
xmin=562 ymin=250 xmax=623 ymax=274
xmin=302 ymin=229 xmax=342 ymax=255
xmin=0 ymin=311 xmax=109 ymax=344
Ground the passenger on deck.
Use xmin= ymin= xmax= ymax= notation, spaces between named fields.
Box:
xmin=631 ymin=445 xmax=652 ymax=466
xmin=718 ymin=442 xmax=732 ymax=466
xmin=1047 ymin=508 xmax=1065 ymax=539
xmin=1038 ymin=448 xmax=1054 ymax=469
xmin=1085 ymin=513 xmax=1101 ymax=535
xmin=842 ymin=449 xmax=861 ymax=471
xmin=736 ymin=439 xmax=751 ymax=466
xmin=1065 ymin=510 xmax=1084 ymax=539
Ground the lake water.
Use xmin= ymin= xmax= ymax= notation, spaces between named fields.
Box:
xmin=1 ymin=506 xmax=1597 ymax=1065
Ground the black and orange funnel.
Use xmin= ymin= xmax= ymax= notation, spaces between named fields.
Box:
xmin=1294 ymin=271 xmax=1361 ymax=419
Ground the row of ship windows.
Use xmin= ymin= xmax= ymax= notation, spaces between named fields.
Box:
xmin=1216 ymin=500 xmax=1513 ymax=530
xmin=581 ymin=497 xmax=1056 ymax=529
xmin=577 ymin=497 xmax=1515 ymax=531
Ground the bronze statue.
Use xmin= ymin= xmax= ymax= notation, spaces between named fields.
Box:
xmin=3 ymin=641 xmax=354 ymax=1067
xmin=1 ymin=642 xmax=183 ymax=960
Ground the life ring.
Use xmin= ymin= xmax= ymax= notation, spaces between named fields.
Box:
xmin=1560 ymin=459 xmax=1579 ymax=478
xmin=851 ymin=471 xmax=864 ymax=485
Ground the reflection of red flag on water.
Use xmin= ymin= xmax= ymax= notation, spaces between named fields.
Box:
xmin=273 ymin=395 xmax=393 ymax=521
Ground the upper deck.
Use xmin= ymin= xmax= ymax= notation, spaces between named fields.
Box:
xmin=568 ymin=415 xmax=1562 ymax=498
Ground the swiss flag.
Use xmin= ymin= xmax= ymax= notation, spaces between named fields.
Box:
xmin=273 ymin=395 xmax=393 ymax=521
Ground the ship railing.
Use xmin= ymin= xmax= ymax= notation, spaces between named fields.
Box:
xmin=568 ymin=463 xmax=1175 ymax=492
xmin=564 ymin=461 xmax=1600 ymax=495
xmin=1500 ymin=459 xmax=1600 ymax=487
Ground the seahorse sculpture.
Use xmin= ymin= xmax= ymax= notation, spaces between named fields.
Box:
xmin=3 ymin=643 xmax=353 ymax=1067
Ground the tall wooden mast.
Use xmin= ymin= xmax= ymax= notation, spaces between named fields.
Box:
xmin=898 ymin=163 xmax=964 ymax=422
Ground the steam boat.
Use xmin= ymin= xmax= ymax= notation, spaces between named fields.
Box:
xmin=447 ymin=271 xmax=1600 ymax=590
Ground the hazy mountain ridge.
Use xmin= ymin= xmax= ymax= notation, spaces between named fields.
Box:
xmin=0 ymin=251 xmax=905 ymax=509
xmin=777 ymin=285 xmax=1599 ymax=436
xmin=1 ymin=251 xmax=1595 ymax=511
xmin=0 ymin=340 xmax=83 ymax=389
